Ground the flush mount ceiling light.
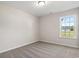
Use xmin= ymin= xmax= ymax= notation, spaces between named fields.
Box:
xmin=36 ymin=1 xmax=46 ymax=7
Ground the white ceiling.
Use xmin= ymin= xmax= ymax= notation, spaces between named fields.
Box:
xmin=0 ymin=1 xmax=79 ymax=17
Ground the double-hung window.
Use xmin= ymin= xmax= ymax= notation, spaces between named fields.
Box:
xmin=59 ymin=15 xmax=77 ymax=39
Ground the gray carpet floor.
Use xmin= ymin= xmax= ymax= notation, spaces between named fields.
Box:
xmin=0 ymin=41 xmax=79 ymax=58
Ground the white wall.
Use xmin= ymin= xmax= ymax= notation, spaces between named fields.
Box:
xmin=40 ymin=7 xmax=79 ymax=48
xmin=0 ymin=5 xmax=79 ymax=54
xmin=0 ymin=5 xmax=39 ymax=53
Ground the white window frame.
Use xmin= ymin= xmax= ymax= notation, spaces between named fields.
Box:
xmin=59 ymin=15 xmax=78 ymax=39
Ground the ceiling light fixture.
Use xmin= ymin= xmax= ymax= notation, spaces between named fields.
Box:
xmin=36 ymin=1 xmax=46 ymax=7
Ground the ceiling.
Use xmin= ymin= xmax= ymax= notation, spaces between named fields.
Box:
xmin=0 ymin=1 xmax=79 ymax=17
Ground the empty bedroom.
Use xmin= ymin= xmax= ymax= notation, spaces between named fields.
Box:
xmin=0 ymin=0 xmax=79 ymax=58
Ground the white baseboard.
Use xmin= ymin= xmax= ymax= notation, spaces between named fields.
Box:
xmin=0 ymin=40 xmax=38 ymax=53
xmin=40 ymin=40 xmax=79 ymax=48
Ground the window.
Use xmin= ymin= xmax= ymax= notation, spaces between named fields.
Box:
xmin=59 ymin=15 xmax=77 ymax=39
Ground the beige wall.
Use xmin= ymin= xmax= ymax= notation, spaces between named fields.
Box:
xmin=0 ymin=5 xmax=39 ymax=53
xmin=40 ymin=7 xmax=79 ymax=48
